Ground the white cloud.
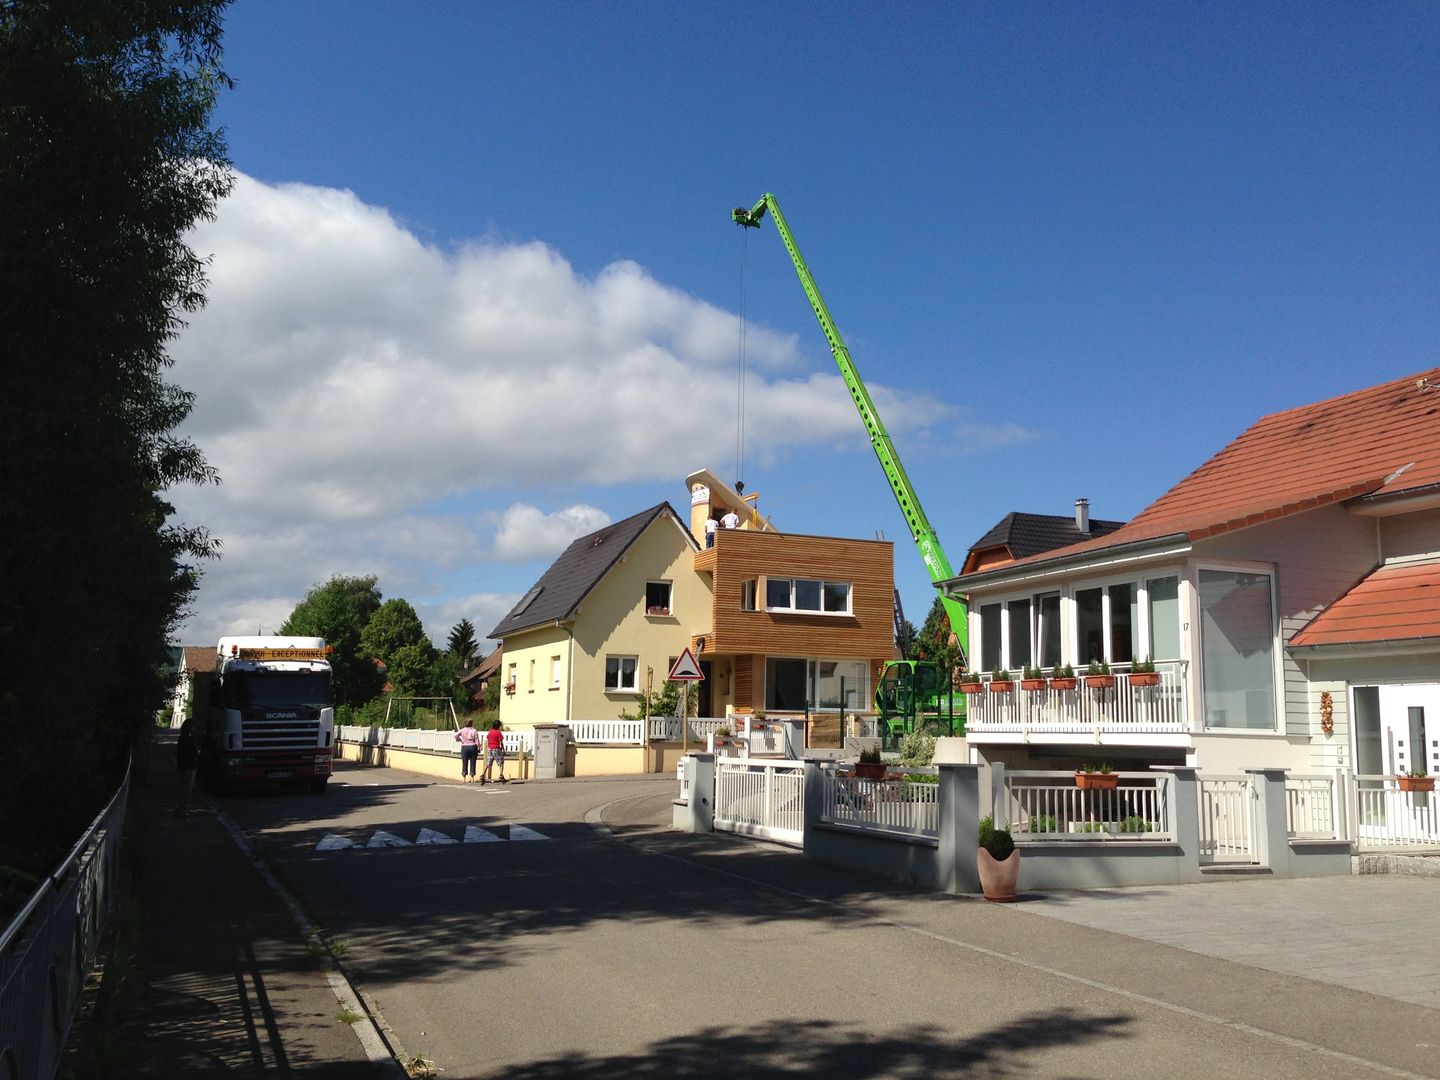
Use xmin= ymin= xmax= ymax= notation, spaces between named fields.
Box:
xmin=165 ymin=172 xmax=1031 ymax=646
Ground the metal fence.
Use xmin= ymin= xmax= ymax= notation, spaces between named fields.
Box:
xmin=1354 ymin=775 xmax=1440 ymax=849
xmin=1 ymin=760 xmax=131 ymax=1080
xmin=822 ymin=771 xmax=940 ymax=838
xmin=1285 ymin=774 xmax=1342 ymax=840
xmin=713 ymin=760 xmax=806 ymax=846
xmin=337 ymin=724 xmax=535 ymax=756
xmin=1198 ymin=775 xmax=1257 ymax=864
xmin=998 ymin=770 xmax=1174 ymax=841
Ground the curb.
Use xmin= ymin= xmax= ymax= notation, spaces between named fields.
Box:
xmin=210 ymin=805 xmax=411 ymax=1079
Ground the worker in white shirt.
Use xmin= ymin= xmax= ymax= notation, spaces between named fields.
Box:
xmin=705 ymin=516 xmax=718 ymax=548
xmin=721 ymin=508 xmax=741 ymax=530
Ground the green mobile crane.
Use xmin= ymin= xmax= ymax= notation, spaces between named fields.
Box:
xmin=732 ymin=193 xmax=967 ymax=740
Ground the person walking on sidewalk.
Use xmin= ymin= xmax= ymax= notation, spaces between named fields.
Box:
xmin=481 ymin=719 xmax=507 ymax=784
xmin=176 ymin=717 xmax=198 ymax=814
xmin=455 ymin=716 xmax=482 ymax=783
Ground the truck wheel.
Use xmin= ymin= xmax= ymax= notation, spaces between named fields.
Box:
xmin=309 ymin=779 xmax=329 ymax=794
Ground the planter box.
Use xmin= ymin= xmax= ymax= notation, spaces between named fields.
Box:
xmin=1128 ymin=672 xmax=1161 ymax=687
xmin=854 ymin=761 xmax=887 ymax=780
xmin=1049 ymin=677 xmax=1078 ymax=691
xmin=989 ymin=680 xmax=1015 ymax=693
xmin=1075 ymin=772 xmax=1120 ymax=790
xmin=1020 ymin=678 xmax=1048 ymax=691
xmin=1084 ymin=675 xmax=1116 ymax=690
xmin=958 ymin=682 xmax=985 ymax=695
xmin=1398 ymin=775 xmax=1435 ymax=793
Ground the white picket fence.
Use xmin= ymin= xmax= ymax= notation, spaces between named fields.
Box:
xmin=999 ymin=771 xmax=1173 ymax=841
xmin=565 ymin=720 xmax=645 ymax=745
xmin=1354 ymin=775 xmax=1440 ymax=848
xmin=1198 ymin=776 xmax=1257 ymax=863
xmin=822 ymin=772 xmax=941 ymax=837
xmin=338 ymin=725 xmax=535 ymax=756
xmin=713 ymin=759 xmax=806 ymax=846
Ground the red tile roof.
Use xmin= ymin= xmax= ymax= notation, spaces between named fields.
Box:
xmin=985 ymin=367 xmax=1440 ymax=573
xmin=182 ymin=645 xmax=217 ymax=673
xmin=1290 ymin=561 xmax=1440 ymax=647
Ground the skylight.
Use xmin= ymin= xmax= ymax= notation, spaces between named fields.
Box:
xmin=511 ymin=585 xmax=543 ymax=619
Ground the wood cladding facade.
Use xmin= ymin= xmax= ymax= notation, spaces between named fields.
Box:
xmin=693 ymin=530 xmax=896 ymax=661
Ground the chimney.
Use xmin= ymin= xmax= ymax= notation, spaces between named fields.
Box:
xmin=1075 ymin=498 xmax=1090 ymax=535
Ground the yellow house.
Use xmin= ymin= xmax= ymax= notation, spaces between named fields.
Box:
xmin=490 ymin=473 xmax=897 ymax=736
xmin=490 ymin=503 xmax=709 ymax=725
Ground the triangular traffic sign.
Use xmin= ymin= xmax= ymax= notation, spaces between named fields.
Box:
xmin=668 ymin=647 xmax=704 ymax=681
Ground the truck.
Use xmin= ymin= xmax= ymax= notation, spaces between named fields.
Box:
xmin=732 ymin=193 xmax=967 ymax=742
xmin=195 ymin=635 xmax=336 ymax=793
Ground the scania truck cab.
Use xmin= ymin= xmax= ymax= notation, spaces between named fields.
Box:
xmin=199 ymin=636 xmax=335 ymax=793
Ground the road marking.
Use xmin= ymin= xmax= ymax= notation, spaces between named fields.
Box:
xmin=508 ymin=824 xmax=551 ymax=842
xmin=416 ymin=828 xmax=458 ymax=845
xmin=315 ymin=833 xmax=356 ymax=851
xmin=366 ymin=831 xmax=412 ymax=849
xmin=464 ymin=826 xmax=502 ymax=843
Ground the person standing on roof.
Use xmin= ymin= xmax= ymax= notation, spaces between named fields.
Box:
xmin=481 ymin=719 xmax=507 ymax=784
xmin=721 ymin=508 xmax=740 ymax=530
xmin=705 ymin=515 xmax=718 ymax=548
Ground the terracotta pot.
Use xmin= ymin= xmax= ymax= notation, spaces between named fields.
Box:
xmin=958 ymin=682 xmax=985 ymax=695
xmin=989 ymin=680 xmax=1015 ymax=693
xmin=976 ymin=847 xmax=1020 ymax=902
xmin=1085 ymin=675 xmax=1117 ymax=689
xmin=855 ymin=761 xmax=887 ymax=780
xmin=1075 ymin=772 xmax=1120 ymax=790
xmin=1020 ymin=678 xmax=1048 ymax=691
xmin=1398 ymin=775 xmax=1435 ymax=793
xmin=1049 ymin=677 xmax=1078 ymax=691
xmin=1128 ymin=672 xmax=1161 ymax=687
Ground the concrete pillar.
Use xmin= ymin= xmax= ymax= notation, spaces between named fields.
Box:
xmin=937 ymin=763 xmax=981 ymax=894
xmin=986 ymin=761 xmax=1006 ymax=825
xmin=782 ymin=719 xmax=807 ymax=759
xmin=802 ymin=760 xmax=829 ymax=849
xmin=1247 ymin=767 xmax=1291 ymax=877
xmin=1151 ymin=766 xmax=1206 ymax=882
xmin=681 ymin=753 xmax=716 ymax=833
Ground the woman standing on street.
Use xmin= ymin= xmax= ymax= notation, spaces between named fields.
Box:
xmin=455 ymin=717 xmax=482 ymax=783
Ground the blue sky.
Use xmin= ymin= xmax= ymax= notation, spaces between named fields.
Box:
xmin=169 ymin=1 xmax=1439 ymax=647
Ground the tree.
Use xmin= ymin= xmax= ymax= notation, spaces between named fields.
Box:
xmin=896 ymin=617 xmax=918 ymax=659
xmin=385 ymin=642 xmax=436 ymax=697
xmin=447 ymin=618 xmax=479 ymax=669
xmin=360 ymin=597 xmax=430 ymax=665
xmin=281 ymin=575 xmax=385 ymax=706
xmin=0 ymin=0 xmax=233 ymax=890
xmin=916 ymin=596 xmax=966 ymax=683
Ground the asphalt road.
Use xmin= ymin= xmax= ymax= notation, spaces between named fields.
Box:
xmin=221 ymin=761 xmax=1440 ymax=1080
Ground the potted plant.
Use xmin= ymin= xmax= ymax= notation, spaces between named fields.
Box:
xmin=1020 ymin=665 xmax=1047 ymax=691
xmin=976 ymin=816 xmax=1019 ymax=902
xmin=1084 ymin=659 xmax=1115 ymax=690
xmin=1049 ymin=663 xmax=1077 ymax=691
xmin=1398 ymin=769 xmax=1434 ymax=793
xmin=957 ymin=670 xmax=985 ymax=694
xmin=1075 ymin=762 xmax=1120 ymax=790
xmin=989 ymin=668 xmax=1015 ymax=693
xmin=1129 ymin=656 xmax=1160 ymax=687
xmin=855 ymin=745 xmax=887 ymax=780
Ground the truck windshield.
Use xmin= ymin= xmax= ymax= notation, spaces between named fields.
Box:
xmin=223 ymin=671 xmax=332 ymax=710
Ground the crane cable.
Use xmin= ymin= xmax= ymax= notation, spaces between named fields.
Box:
xmin=735 ymin=227 xmax=748 ymax=491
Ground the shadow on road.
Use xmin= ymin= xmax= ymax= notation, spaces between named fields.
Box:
xmin=482 ymin=1010 xmax=1134 ymax=1079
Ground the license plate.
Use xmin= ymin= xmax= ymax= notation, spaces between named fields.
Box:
xmin=266 ymin=770 xmax=293 ymax=779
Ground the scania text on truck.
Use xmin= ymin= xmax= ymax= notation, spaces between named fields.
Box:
xmin=197 ymin=636 xmax=336 ymax=793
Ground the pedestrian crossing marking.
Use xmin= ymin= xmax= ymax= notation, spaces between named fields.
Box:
xmin=314 ymin=824 xmax=551 ymax=851
xmin=366 ymin=830 xmax=412 ymax=849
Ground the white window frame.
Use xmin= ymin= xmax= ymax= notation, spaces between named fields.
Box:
xmin=604 ymin=654 xmax=639 ymax=694
xmin=550 ymin=655 xmax=561 ymax=690
xmin=764 ymin=577 xmax=853 ymax=616
xmin=740 ymin=579 xmax=757 ymax=612
xmin=1194 ymin=561 xmax=1281 ymax=735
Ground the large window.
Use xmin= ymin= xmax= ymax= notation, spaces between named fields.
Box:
xmin=980 ymin=603 xmax=1002 ymax=671
xmin=764 ymin=657 xmax=869 ymax=711
xmin=1147 ymin=576 xmax=1179 ymax=660
xmin=1075 ymin=582 xmax=1142 ymax=664
xmin=765 ymin=578 xmax=851 ymax=615
xmin=1198 ymin=569 xmax=1275 ymax=730
xmin=1037 ymin=593 xmax=1062 ymax=668
xmin=604 ymin=655 xmax=638 ymax=693
xmin=1007 ymin=599 xmax=1032 ymax=671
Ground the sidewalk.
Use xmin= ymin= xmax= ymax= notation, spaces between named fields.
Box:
xmin=89 ymin=734 xmax=385 ymax=1078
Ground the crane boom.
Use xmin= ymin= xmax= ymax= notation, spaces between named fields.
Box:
xmin=733 ymin=193 xmax=968 ymax=657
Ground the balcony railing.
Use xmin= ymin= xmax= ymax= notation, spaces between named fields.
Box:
xmin=964 ymin=661 xmax=1189 ymax=743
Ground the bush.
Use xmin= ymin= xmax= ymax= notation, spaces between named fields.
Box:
xmin=1026 ymin=814 xmax=1058 ymax=833
xmin=902 ymin=773 xmax=939 ymax=785
xmin=898 ymin=728 xmax=935 ymax=766
xmin=978 ymin=815 xmax=1015 ymax=860
xmin=1120 ymin=815 xmax=1152 ymax=834
xmin=858 ymin=745 xmax=883 ymax=764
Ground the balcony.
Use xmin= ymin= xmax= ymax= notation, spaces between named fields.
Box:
xmin=964 ymin=661 xmax=1190 ymax=747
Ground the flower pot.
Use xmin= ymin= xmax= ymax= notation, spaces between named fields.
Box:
xmin=1128 ymin=672 xmax=1161 ymax=687
xmin=1049 ymin=677 xmax=1078 ymax=691
xmin=1020 ymin=678 xmax=1048 ymax=691
xmin=976 ymin=847 xmax=1020 ymax=902
xmin=1075 ymin=772 xmax=1120 ymax=790
xmin=1085 ymin=675 xmax=1116 ymax=690
xmin=958 ymin=682 xmax=985 ymax=695
xmin=855 ymin=761 xmax=887 ymax=780
xmin=1398 ymin=775 xmax=1435 ymax=793
xmin=989 ymin=680 xmax=1015 ymax=693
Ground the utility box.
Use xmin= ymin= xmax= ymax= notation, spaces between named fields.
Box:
xmin=532 ymin=724 xmax=569 ymax=779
